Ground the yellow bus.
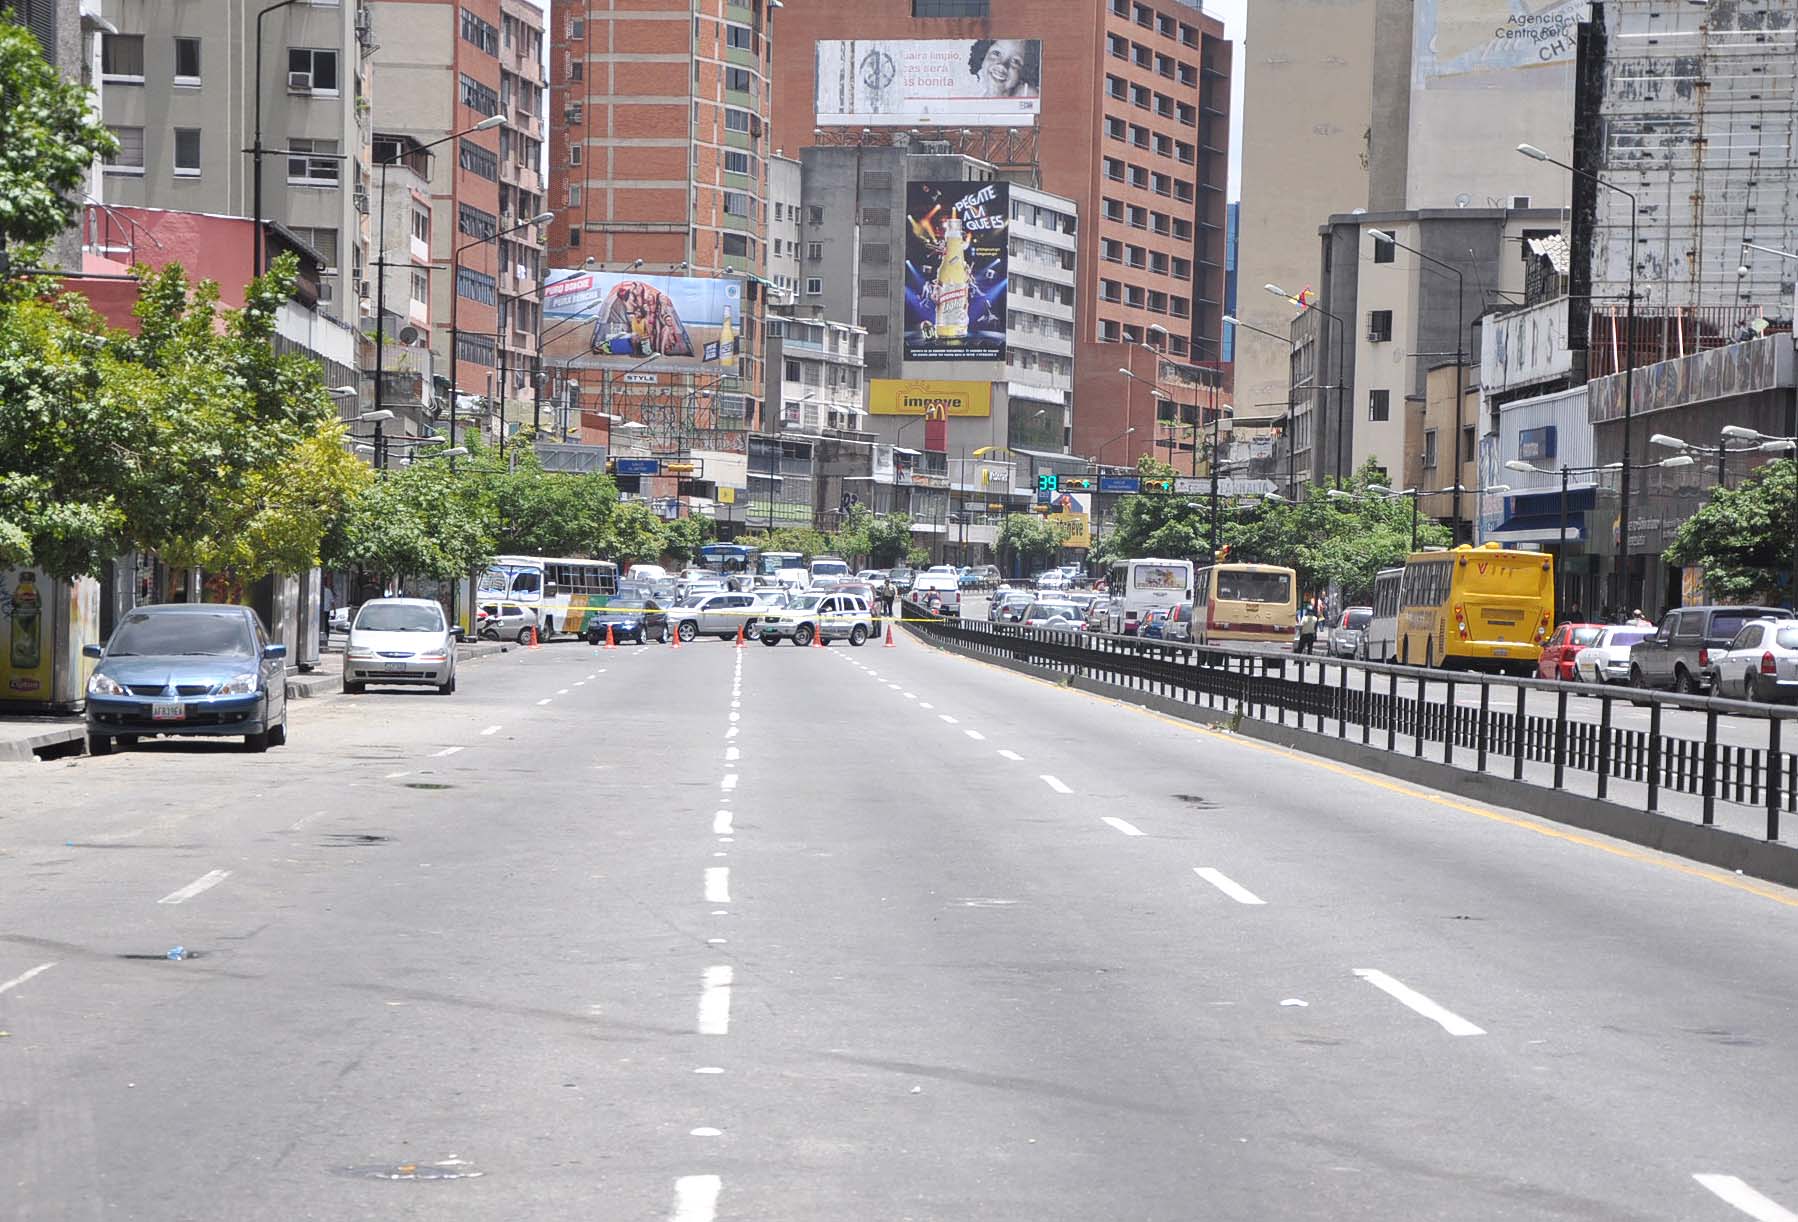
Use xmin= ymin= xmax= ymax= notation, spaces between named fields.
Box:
xmin=1192 ymin=563 xmax=1300 ymax=647
xmin=1395 ymin=543 xmax=1554 ymax=673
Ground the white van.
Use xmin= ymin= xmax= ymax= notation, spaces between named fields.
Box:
xmin=810 ymin=556 xmax=850 ymax=583
xmin=910 ymin=569 xmax=961 ymax=617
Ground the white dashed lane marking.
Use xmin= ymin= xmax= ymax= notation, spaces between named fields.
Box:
xmin=698 ymin=966 xmax=733 ymax=1035
xmin=998 ymin=750 xmax=1023 ymax=761
xmin=964 ymin=729 xmax=985 ymax=741
xmin=1352 ymin=968 xmax=1485 ymax=1037
xmin=1193 ymin=867 xmax=1267 ymax=905
xmin=1040 ymin=774 xmax=1073 ymax=795
xmin=1101 ymin=816 xmax=1145 ymax=837
xmin=0 ymin=962 xmax=57 ymax=996
xmin=1694 ymin=1175 xmax=1798 ymax=1222
xmin=157 ymin=869 xmax=232 ymax=905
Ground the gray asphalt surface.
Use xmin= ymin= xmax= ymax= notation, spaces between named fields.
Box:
xmin=4 ymin=628 xmax=1798 ymax=1220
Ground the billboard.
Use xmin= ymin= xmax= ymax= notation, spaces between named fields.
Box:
xmin=815 ymin=39 xmax=1042 ymax=128
xmin=867 ymin=379 xmax=992 ymax=417
xmin=541 ymin=270 xmax=745 ymax=373
xmin=904 ymin=180 xmax=1008 ymax=363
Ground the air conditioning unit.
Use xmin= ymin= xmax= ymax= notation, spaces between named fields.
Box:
xmin=353 ymin=190 xmax=370 ymax=215
xmin=749 ymin=114 xmax=763 ymax=136
xmin=1509 ymin=194 xmax=1532 ymax=210
xmin=287 ymin=71 xmax=312 ymax=92
xmin=397 ymin=324 xmax=422 ymax=345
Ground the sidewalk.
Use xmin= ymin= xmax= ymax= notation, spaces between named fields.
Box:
xmin=0 ymin=638 xmax=517 ymax=761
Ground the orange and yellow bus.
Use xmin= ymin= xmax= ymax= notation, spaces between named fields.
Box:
xmin=1191 ymin=563 xmax=1300 ymax=647
xmin=1395 ymin=543 xmax=1554 ymax=673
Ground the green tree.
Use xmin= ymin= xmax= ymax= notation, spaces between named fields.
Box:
xmin=828 ymin=504 xmax=875 ymax=565
xmin=325 ymin=455 xmax=494 ymax=584
xmin=661 ymin=514 xmax=714 ymax=566
xmin=603 ymin=501 xmax=667 ymax=565
xmin=0 ymin=15 xmax=117 ymax=254
xmin=1665 ymin=460 xmax=1798 ymax=602
xmin=745 ymin=525 xmax=830 ymax=559
xmin=865 ymin=513 xmax=914 ymax=567
xmin=998 ymin=512 xmax=1067 ymax=571
xmin=463 ymin=440 xmax=619 ymax=557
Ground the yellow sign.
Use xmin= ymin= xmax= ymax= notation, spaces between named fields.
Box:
xmin=1048 ymin=511 xmax=1091 ymax=550
xmin=867 ymin=379 xmax=992 ymax=418
xmin=717 ymin=486 xmax=736 ymax=505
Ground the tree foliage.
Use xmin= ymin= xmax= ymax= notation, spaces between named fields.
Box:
xmin=603 ymin=502 xmax=668 ymax=565
xmin=661 ymin=513 xmax=714 ymax=566
xmin=998 ymin=512 xmax=1070 ymax=571
xmin=459 ymin=440 xmax=619 ymax=557
xmin=864 ymin=513 xmax=914 ymax=567
xmin=323 ymin=454 xmax=495 ymax=583
xmin=0 ymin=15 xmax=118 ymax=253
xmin=1665 ymin=459 xmax=1797 ymax=603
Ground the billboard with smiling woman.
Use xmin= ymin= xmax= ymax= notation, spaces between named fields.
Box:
xmin=815 ymin=39 xmax=1042 ymax=127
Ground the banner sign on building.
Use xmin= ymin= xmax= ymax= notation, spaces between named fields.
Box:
xmin=815 ymin=39 xmax=1042 ymax=128
xmin=541 ymin=270 xmax=745 ymax=373
xmin=866 ymin=378 xmax=993 ymax=417
xmin=904 ymin=180 xmax=1008 ymax=362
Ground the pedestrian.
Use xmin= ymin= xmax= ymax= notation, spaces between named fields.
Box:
xmin=1296 ymin=602 xmax=1319 ymax=654
xmin=879 ymin=579 xmax=896 ymax=618
xmin=319 ymin=579 xmax=337 ymax=645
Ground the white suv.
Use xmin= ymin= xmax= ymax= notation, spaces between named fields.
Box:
xmin=760 ymin=592 xmax=874 ymax=647
xmin=909 ymin=572 xmax=961 ymax=616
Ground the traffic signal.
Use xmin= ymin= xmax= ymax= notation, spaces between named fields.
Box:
xmin=1060 ymin=475 xmax=1096 ymax=492
xmin=1036 ymin=473 xmax=1059 ymax=493
xmin=664 ymin=462 xmax=698 ymax=475
xmin=1214 ymin=544 xmax=1232 ymax=563
xmin=1143 ymin=478 xmax=1174 ymax=494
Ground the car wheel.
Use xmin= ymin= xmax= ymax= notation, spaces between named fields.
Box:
xmin=678 ymin=620 xmax=697 ymax=643
xmin=439 ymin=674 xmax=457 ymax=695
xmin=661 ymin=625 xmax=672 ymax=644
xmin=516 ymin=626 xmax=533 ymax=645
xmin=1741 ymin=674 xmax=1757 ymax=703
xmin=761 ymin=633 xmax=780 ymax=646
xmin=343 ymin=680 xmax=365 ymax=694
xmin=849 ymin=624 xmax=868 ymax=647
xmin=1675 ymin=666 xmax=1699 ymax=695
xmin=87 ymin=733 xmax=113 ymax=756
xmin=540 ymin=619 xmax=555 ymax=642
xmin=795 ymin=624 xmax=814 ymax=647
xmin=244 ymin=729 xmax=271 ymax=753
xmin=269 ymin=720 xmax=288 ymax=747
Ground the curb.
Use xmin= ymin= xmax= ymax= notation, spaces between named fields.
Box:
xmin=0 ymin=723 xmax=86 ymax=763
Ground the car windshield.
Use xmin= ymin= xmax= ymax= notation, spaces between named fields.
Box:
xmin=109 ymin=611 xmax=255 ymax=657
xmin=355 ymin=603 xmax=445 ymax=632
xmin=1345 ymin=608 xmax=1373 ymax=629
xmin=791 ymin=595 xmax=824 ymax=611
xmin=1710 ymin=612 xmax=1768 ymax=640
xmin=606 ymin=601 xmax=646 ymax=613
xmin=1216 ymin=570 xmax=1291 ymax=602
xmin=678 ymin=595 xmax=710 ymax=609
xmin=1570 ymin=626 xmax=1605 ymax=646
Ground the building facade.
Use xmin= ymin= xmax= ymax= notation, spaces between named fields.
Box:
xmin=769 ymin=0 xmax=1231 ymax=469
xmin=96 ymin=0 xmax=373 ymax=325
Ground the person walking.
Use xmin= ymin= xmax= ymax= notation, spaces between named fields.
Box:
xmin=1296 ymin=601 xmax=1319 ymax=654
xmin=319 ymin=580 xmax=337 ymax=647
xmin=879 ymin=578 xmax=896 ymax=619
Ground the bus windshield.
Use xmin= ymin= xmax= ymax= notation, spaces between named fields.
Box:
xmin=1216 ymin=570 xmax=1291 ymax=603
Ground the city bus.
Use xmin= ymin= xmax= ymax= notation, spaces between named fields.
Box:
xmin=1395 ymin=542 xmax=1554 ymax=673
xmin=758 ymin=551 xmax=809 ymax=585
xmin=1190 ymin=563 xmax=1299 ymax=647
xmin=477 ymin=555 xmax=620 ymax=641
xmin=699 ymin=543 xmax=760 ymax=578
xmin=1104 ymin=558 xmax=1194 ymax=635
xmin=1361 ymin=566 xmax=1404 ymax=661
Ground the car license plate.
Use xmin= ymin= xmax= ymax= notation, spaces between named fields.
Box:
xmin=1492 ymin=648 xmax=1509 ymax=656
xmin=151 ymin=702 xmax=185 ymax=721
xmin=383 ymin=661 xmax=409 ymax=672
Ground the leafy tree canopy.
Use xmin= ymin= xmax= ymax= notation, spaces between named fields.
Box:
xmin=0 ymin=16 xmax=118 ymax=253
xmin=1665 ymin=459 xmax=1797 ymax=603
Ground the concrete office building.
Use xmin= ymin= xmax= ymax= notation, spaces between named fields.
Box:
xmin=10 ymin=0 xmax=110 ymax=270
xmin=97 ymin=0 xmax=373 ymax=325
xmin=770 ymin=0 xmax=1231 ymax=468
xmin=545 ymin=0 xmax=774 ymax=432
xmin=367 ymin=0 xmax=546 ymax=432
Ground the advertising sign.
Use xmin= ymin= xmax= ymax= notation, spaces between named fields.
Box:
xmin=1412 ymin=0 xmax=1585 ymax=90
xmin=866 ymin=379 xmax=992 ymax=417
xmin=815 ymin=39 xmax=1042 ymax=128
xmin=0 ymin=568 xmax=51 ymax=703
xmin=541 ymin=270 xmax=745 ymax=373
xmin=905 ymin=181 xmax=1008 ymax=362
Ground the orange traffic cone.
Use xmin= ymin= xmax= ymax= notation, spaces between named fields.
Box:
xmin=884 ymin=623 xmax=896 ymax=648
xmin=605 ymin=623 xmax=616 ymax=650
xmin=735 ymin=620 xmax=746 ymax=649
xmin=528 ymin=624 xmax=540 ymax=650
xmin=670 ymin=622 xmax=682 ymax=649
xmin=811 ymin=620 xmax=824 ymax=649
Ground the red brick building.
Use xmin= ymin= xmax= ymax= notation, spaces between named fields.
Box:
xmin=769 ymin=0 xmax=1231 ymax=467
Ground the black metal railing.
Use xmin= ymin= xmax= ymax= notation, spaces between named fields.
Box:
xmin=904 ymin=604 xmax=1796 ymax=842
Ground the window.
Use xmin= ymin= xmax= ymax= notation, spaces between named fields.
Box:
xmin=568 ymin=227 xmax=581 ymax=247
xmin=724 ymin=150 xmax=751 ymax=175
xmin=1105 ymin=116 xmax=1126 ymax=141
xmin=807 ymin=205 xmax=824 ymax=224
xmin=1099 ymin=319 xmax=1121 ymax=342
xmin=173 ymin=128 xmax=201 ymax=177
xmin=911 ymin=0 xmax=989 ymax=14
xmin=1133 ymin=43 xmax=1151 ymax=67
xmin=725 ymin=107 xmax=753 ymax=133
xmin=411 ymin=270 xmax=429 ymax=302
xmin=725 ymin=66 xmax=754 ymax=93
xmin=461 ymin=8 xmax=498 ymax=55
xmin=569 ymin=144 xmax=581 ymax=166
xmin=723 ymin=191 xmax=752 ymax=216
xmin=1464 ymin=425 xmax=1476 ymax=466
xmin=459 ymin=73 xmax=498 ymax=115
xmin=1127 ymin=205 xmax=1147 ymax=229
xmin=785 ymin=359 xmax=801 ymax=382
xmin=289 ymin=226 xmax=338 ymax=274
xmin=725 ymin=23 xmax=753 ymax=50
xmin=567 ymin=183 xmax=582 ymax=205
xmin=286 ymin=137 xmax=339 ymax=185
xmin=103 ymin=125 xmax=144 ymax=174
xmin=288 ymin=48 xmax=338 ymax=93
xmin=1175 ymin=140 xmax=1195 ymax=164
xmin=1172 ymin=218 xmax=1192 ymax=240
xmin=173 ymin=36 xmax=201 ymax=83
xmin=102 ymin=33 xmax=143 ymax=80
xmin=1124 ymin=244 xmax=1145 ymax=267
xmin=1102 ymin=197 xmax=1123 ymax=221
xmin=456 ymin=332 xmax=495 ymax=367
xmin=1149 ymin=251 xmax=1168 ymax=275
xmin=1170 ymin=296 xmax=1189 ymax=318
xmin=1372 ymin=233 xmax=1396 ymax=263
xmin=1134 ymin=2 xmax=1152 ymax=26
xmin=458 ymin=203 xmax=497 ymax=241
xmin=806 ymin=241 xmax=822 ymax=260
xmin=1103 ymin=157 xmax=1124 ymax=182
xmin=1101 ymin=238 xmax=1123 ymax=262
xmin=722 ymin=233 xmax=749 ymax=257
xmin=1130 ymin=83 xmax=1150 ymax=109
xmin=1106 ymin=74 xmax=1127 ymax=101
xmin=1125 ymin=285 xmax=1145 ymax=308
xmin=456 ymin=267 xmax=496 ymax=305
xmin=1155 ymin=52 xmax=1174 ymax=77
xmin=1108 ymin=33 xmax=1128 ymax=58
xmin=1150 ymin=212 xmax=1170 ymax=236
xmin=1180 ymin=21 xmax=1199 ymax=46
xmin=806 ymin=277 xmax=824 ymax=295
xmin=1158 ymin=13 xmax=1176 ymax=36
xmin=1173 ymin=180 xmax=1194 ymax=202
xmin=1179 ymin=63 xmax=1197 ymax=86
xmin=1100 ymin=279 xmax=1121 ymax=303
xmin=1172 ymin=256 xmax=1191 ymax=280
xmin=1422 ymin=429 xmax=1438 ymax=469
xmin=1366 ymin=309 xmax=1392 ymax=342
xmin=459 ymin=139 xmax=498 ymax=181
xmin=569 ymin=16 xmax=584 ymax=37
xmin=1368 ymin=389 xmax=1390 ymax=422
xmin=570 ymin=59 xmax=583 ymax=81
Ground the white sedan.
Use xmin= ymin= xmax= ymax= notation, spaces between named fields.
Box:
xmin=1572 ymin=625 xmax=1655 ymax=685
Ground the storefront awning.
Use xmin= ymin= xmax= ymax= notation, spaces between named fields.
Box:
xmin=1488 ymin=511 xmax=1586 ymax=544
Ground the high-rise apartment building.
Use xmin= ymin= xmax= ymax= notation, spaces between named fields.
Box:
xmin=367 ymin=0 xmax=547 ymax=430
xmin=546 ymin=0 xmax=776 ymax=431
xmin=96 ymin=0 xmax=373 ymax=324
xmin=770 ymin=0 xmax=1231 ymax=468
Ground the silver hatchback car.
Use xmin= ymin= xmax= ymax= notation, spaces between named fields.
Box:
xmin=344 ymin=598 xmax=458 ymax=694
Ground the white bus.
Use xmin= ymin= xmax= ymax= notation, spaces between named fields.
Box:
xmin=478 ymin=555 xmax=620 ymax=641
xmin=1104 ymin=558 xmax=1194 ymax=635
xmin=1361 ymin=566 xmax=1403 ymax=661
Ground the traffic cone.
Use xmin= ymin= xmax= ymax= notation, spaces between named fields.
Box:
xmin=528 ymin=624 xmax=540 ymax=650
xmin=884 ymin=623 xmax=896 ymax=648
xmin=735 ymin=620 xmax=746 ymax=649
xmin=605 ymin=623 xmax=616 ymax=650
xmin=670 ymin=622 xmax=682 ymax=649
xmin=811 ymin=620 xmax=824 ymax=649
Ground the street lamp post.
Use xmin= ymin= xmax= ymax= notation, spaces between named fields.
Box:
xmin=449 ymin=211 xmax=553 ymax=460
xmin=250 ymin=0 xmax=304 ymax=277
xmin=1519 ymin=142 xmax=1639 ymax=611
xmin=1265 ymin=284 xmax=1348 ymax=486
xmin=1368 ymin=230 xmax=1468 ymax=540
xmin=1225 ymin=314 xmax=1300 ymax=501
xmin=372 ymin=116 xmax=505 ymax=421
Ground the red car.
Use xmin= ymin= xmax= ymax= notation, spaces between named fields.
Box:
xmin=1537 ymin=622 xmax=1607 ymax=680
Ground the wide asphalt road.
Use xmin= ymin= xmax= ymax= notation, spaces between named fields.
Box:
xmin=4 ymin=627 xmax=1798 ymax=1220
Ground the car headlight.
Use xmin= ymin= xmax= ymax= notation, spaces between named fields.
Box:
xmin=216 ymin=672 xmax=260 ymax=696
xmin=88 ymin=672 xmax=126 ymax=696
xmin=346 ymin=646 xmax=374 ymax=660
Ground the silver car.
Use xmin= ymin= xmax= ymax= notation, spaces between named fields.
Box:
xmin=344 ymin=598 xmax=457 ymax=694
xmin=1709 ymin=618 xmax=1798 ymax=703
xmin=670 ymin=592 xmax=758 ymax=642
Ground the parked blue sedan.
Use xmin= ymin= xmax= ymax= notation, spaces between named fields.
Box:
xmin=84 ymin=604 xmax=290 ymax=755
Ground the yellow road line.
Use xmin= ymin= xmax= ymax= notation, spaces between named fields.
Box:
xmin=903 ymin=625 xmax=1798 ymax=910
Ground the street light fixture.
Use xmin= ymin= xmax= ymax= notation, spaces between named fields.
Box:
xmin=449 ymin=210 xmax=555 ymax=459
